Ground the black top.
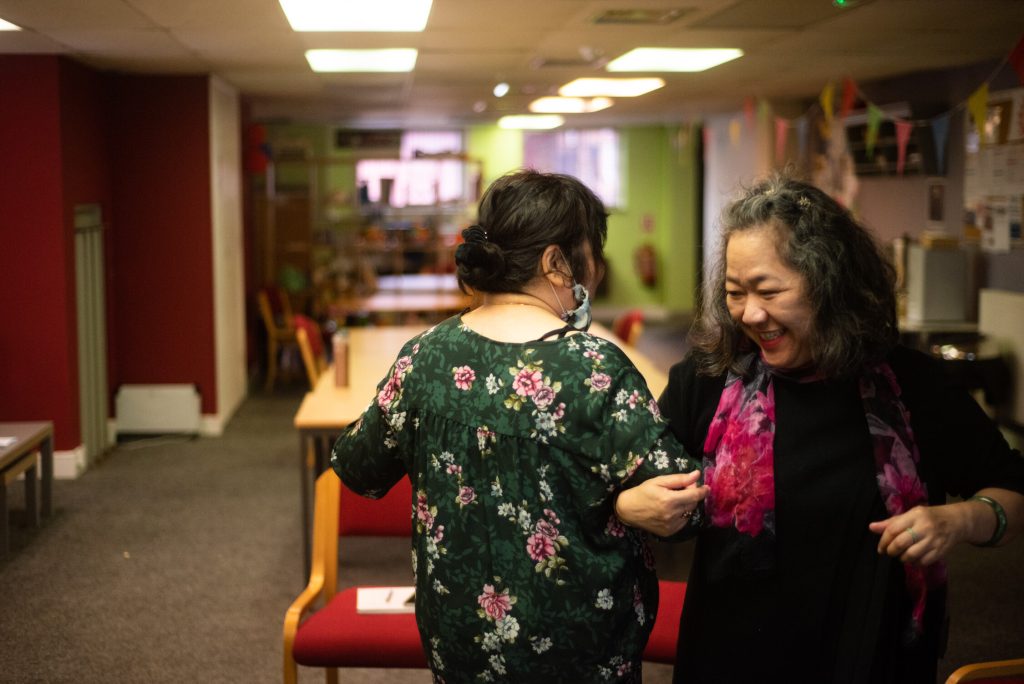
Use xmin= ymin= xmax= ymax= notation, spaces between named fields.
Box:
xmin=659 ymin=346 xmax=1024 ymax=684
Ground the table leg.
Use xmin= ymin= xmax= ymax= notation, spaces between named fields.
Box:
xmin=24 ymin=458 xmax=39 ymax=527
xmin=41 ymin=434 xmax=53 ymax=517
xmin=0 ymin=480 xmax=8 ymax=558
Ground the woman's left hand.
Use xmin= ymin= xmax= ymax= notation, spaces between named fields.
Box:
xmin=869 ymin=502 xmax=974 ymax=566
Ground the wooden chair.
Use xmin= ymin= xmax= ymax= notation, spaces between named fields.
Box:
xmin=283 ymin=471 xmax=687 ymax=682
xmin=612 ymin=309 xmax=646 ymax=347
xmin=946 ymin=658 xmax=1024 ymax=683
xmin=293 ymin=314 xmax=327 ymax=391
xmin=283 ymin=470 xmax=424 ymax=684
xmin=257 ymin=287 xmax=297 ymax=392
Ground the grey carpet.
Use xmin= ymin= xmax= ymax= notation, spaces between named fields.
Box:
xmin=0 ymin=322 xmax=1020 ymax=683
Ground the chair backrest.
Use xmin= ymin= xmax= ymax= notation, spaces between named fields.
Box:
xmin=339 ymin=477 xmax=413 ymax=537
xmin=946 ymin=658 xmax=1024 ymax=684
xmin=612 ymin=309 xmax=645 ymax=347
xmin=258 ymin=286 xmax=294 ymax=334
xmin=293 ymin=314 xmax=325 ymax=389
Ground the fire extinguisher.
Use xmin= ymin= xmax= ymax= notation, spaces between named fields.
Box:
xmin=634 ymin=243 xmax=658 ymax=288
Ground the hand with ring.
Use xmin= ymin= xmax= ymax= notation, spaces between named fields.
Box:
xmin=868 ymin=501 xmax=981 ymax=566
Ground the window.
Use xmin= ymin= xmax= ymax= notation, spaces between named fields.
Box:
xmin=356 ymin=131 xmax=467 ymax=207
xmin=523 ymin=128 xmax=622 ymax=207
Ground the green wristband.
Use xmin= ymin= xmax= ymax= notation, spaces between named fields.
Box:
xmin=969 ymin=495 xmax=1008 ymax=547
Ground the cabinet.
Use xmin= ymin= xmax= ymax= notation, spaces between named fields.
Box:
xmin=252 ymin=153 xmax=480 ymax=315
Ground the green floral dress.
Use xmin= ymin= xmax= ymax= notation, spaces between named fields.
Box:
xmin=331 ymin=316 xmax=699 ymax=683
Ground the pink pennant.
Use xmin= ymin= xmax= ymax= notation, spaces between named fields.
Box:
xmin=1009 ymin=34 xmax=1024 ymax=84
xmin=895 ymin=119 xmax=913 ymax=175
xmin=840 ymin=77 xmax=858 ymax=120
xmin=744 ymin=97 xmax=755 ymax=127
xmin=775 ymin=117 xmax=788 ymax=164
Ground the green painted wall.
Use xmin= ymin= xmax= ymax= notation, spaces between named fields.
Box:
xmin=467 ymin=125 xmax=524 ymax=188
xmin=603 ymin=125 xmax=699 ymax=313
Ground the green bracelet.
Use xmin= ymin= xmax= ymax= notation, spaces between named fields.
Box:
xmin=969 ymin=495 xmax=1008 ymax=547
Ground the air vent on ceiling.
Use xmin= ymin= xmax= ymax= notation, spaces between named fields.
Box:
xmin=592 ymin=8 xmax=692 ymax=25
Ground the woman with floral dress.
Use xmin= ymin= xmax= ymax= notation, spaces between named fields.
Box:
xmin=331 ymin=169 xmax=707 ymax=683
xmin=615 ymin=175 xmax=1024 ymax=683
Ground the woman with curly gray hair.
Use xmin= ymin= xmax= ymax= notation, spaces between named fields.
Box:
xmin=615 ymin=174 xmax=1024 ymax=683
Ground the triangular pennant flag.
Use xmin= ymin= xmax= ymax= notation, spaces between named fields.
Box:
xmin=839 ymin=77 xmax=858 ymax=120
xmin=729 ymin=117 xmax=742 ymax=146
xmin=797 ymin=117 xmax=808 ymax=160
xmin=930 ymin=113 xmax=951 ymax=175
xmin=819 ymin=82 xmax=835 ymax=139
xmin=1009 ymin=34 xmax=1024 ymax=84
xmin=967 ymin=82 xmax=989 ymax=140
xmin=775 ymin=117 xmax=789 ymax=164
xmin=866 ymin=104 xmax=883 ymax=158
xmin=758 ymin=98 xmax=772 ymax=123
xmin=894 ymin=119 xmax=913 ymax=175
xmin=744 ymin=97 xmax=755 ymax=128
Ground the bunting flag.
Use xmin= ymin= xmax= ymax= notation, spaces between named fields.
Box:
xmin=744 ymin=97 xmax=755 ymax=128
xmin=796 ymin=117 xmax=808 ymax=160
xmin=839 ymin=77 xmax=858 ymax=120
xmin=819 ymin=81 xmax=835 ymax=138
xmin=775 ymin=117 xmax=789 ymax=163
xmin=865 ymin=104 xmax=883 ymax=158
xmin=967 ymin=82 xmax=990 ymax=140
xmin=1009 ymin=34 xmax=1024 ymax=84
xmin=930 ymin=112 xmax=951 ymax=175
xmin=894 ymin=119 xmax=913 ymax=175
xmin=758 ymin=98 xmax=772 ymax=123
xmin=729 ymin=117 xmax=742 ymax=146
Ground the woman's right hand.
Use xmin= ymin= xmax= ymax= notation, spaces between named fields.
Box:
xmin=615 ymin=471 xmax=708 ymax=537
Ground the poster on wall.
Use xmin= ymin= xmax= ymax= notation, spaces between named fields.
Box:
xmin=962 ymin=87 xmax=1024 ymax=248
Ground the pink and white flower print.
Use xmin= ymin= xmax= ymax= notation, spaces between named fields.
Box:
xmin=452 ymin=365 xmax=476 ymax=390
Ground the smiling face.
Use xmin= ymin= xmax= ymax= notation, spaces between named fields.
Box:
xmin=724 ymin=224 xmax=814 ymax=370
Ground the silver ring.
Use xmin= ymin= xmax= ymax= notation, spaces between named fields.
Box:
xmin=905 ymin=527 xmax=919 ymax=544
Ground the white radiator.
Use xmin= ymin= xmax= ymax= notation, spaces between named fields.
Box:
xmin=115 ymin=384 xmax=202 ymax=435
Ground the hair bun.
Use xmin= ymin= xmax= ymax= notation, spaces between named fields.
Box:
xmin=455 ymin=238 xmax=506 ymax=291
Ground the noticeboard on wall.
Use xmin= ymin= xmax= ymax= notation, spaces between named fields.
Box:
xmin=963 ymin=87 xmax=1024 ymax=252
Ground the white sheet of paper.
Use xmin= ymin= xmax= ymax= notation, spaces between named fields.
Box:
xmin=356 ymin=586 xmax=416 ymax=614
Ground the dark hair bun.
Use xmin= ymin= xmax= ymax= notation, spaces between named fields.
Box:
xmin=455 ymin=240 xmax=506 ymax=291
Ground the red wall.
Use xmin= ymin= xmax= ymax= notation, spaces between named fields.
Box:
xmin=107 ymin=75 xmax=218 ymax=414
xmin=0 ymin=59 xmax=220 ymax=452
xmin=0 ymin=56 xmax=82 ymax=450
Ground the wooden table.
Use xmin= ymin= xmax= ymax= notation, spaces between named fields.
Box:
xmin=330 ymin=291 xmax=473 ymax=325
xmin=375 ymin=273 xmax=460 ymax=293
xmin=292 ymin=322 xmax=667 ymax=576
xmin=0 ymin=421 xmax=54 ymax=557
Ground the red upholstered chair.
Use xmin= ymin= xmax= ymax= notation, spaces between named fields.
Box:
xmin=612 ymin=309 xmax=646 ymax=347
xmin=293 ymin=314 xmax=327 ymax=391
xmin=283 ymin=470 xmax=425 ymax=684
xmin=643 ymin=580 xmax=686 ymax=664
xmin=945 ymin=658 xmax=1024 ymax=684
xmin=257 ymin=287 xmax=298 ymax=392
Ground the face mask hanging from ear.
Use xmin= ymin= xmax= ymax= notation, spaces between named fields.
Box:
xmin=547 ymin=250 xmax=592 ymax=331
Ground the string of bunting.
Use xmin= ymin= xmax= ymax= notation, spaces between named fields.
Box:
xmin=759 ymin=33 xmax=1024 ymax=175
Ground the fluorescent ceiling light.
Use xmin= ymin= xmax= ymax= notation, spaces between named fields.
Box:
xmin=306 ymin=49 xmax=418 ymax=72
xmin=529 ymin=97 xmax=613 ymax=114
xmin=559 ymin=78 xmax=665 ymax=98
xmin=0 ymin=17 xmax=22 ymax=30
xmin=498 ymin=115 xmax=564 ymax=130
xmin=493 ymin=82 xmax=510 ymax=98
xmin=606 ymin=48 xmax=743 ymax=72
xmin=280 ymin=0 xmax=432 ymax=32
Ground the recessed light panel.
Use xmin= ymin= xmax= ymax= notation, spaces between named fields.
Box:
xmin=498 ymin=115 xmax=565 ymax=130
xmin=306 ymin=49 xmax=418 ymax=73
xmin=529 ymin=97 xmax=613 ymax=114
xmin=606 ymin=48 xmax=743 ymax=72
xmin=280 ymin=0 xmax=433 ymax=31
xmin=0 ymin=17 xmax=22 ymax=30
xmin=559 ymin=78 xmax=665 ymax=98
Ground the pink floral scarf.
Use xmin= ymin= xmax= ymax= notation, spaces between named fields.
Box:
xmin=703 ymin=354 xmax=947 ymax=636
